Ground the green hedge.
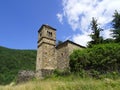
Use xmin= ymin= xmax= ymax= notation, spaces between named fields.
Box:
xmin=70 ymin=43 xmax=120 ymax=74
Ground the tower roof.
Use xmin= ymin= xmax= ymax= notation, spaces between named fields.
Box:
xmin=38 ymin=24 xmax=56 ymax=32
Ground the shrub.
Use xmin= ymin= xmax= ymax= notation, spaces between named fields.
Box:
xmin=70 ymin=43 xmax=120 ymax=78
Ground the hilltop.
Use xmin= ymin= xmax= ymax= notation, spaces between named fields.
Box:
xmin=0 ymin=46 xmax=36 ymax=85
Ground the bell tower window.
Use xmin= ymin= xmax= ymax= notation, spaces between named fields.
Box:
xmin=47 ymin=31 xmax=52 ymax=37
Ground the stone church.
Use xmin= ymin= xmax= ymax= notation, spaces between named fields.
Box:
xmin=36 ymin=24 xmax=85 ymax=77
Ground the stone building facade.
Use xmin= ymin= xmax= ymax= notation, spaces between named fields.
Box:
xmin=36 ymin=24 xmax=85 ymax=77
xmin=56 ymin=40 xmax=84 ymax=70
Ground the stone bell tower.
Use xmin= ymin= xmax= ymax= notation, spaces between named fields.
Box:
xmin=36 ymin=24 xmax=56 ymax=77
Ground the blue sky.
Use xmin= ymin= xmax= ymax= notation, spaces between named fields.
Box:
xmin=0 ymin=0 xmax=66 ymax=49
xmin=0 ymin=0 xmax=120 ymax=49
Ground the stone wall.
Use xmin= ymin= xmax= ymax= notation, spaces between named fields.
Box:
xmin=42 ymin=43 xmax=56 ymax=69
xmin=56 ymin=41 xmax=84 ymax=71
xmin=68 ymin=42 xmax=83 ymax=56
xmin=17 ymin=70 xmax=35 ymax=83
xmin=36 ymin=47 xmax=43 ymax=70
xmin=56 ymin=43 xmax=69 ymax=70
xmin=36 ymin=69 xmax=54 ymax=78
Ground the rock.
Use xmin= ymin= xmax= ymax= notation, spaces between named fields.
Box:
xmin=17 ymin=70 xmax=35 ymax=83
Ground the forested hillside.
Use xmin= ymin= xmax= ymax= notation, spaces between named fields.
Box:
xmin=0 ymin=46 xmax=36 ymax=85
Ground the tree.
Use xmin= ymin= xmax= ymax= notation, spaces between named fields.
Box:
xmin=103 ymin=38 xmax=114 ymax=44
xmin=56 ymin=40 xmax=63 ymax=46
xmin=112 ymin=10 xmax=120 ymax=42
xmin=88 ymin=17 xmax=103 ymax=47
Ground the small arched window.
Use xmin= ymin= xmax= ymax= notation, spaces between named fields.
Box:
xmin=47 ymin=31 xmax=52 ymax=37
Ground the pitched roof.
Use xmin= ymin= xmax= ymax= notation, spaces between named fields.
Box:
xmin=56 ymin=40 xmax=86 ymax=49
xmin=38 ymin=24 xmax=56 ymax=32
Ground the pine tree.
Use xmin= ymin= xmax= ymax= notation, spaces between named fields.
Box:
xmin=88 ymin=17 xmax=103 ymax=47
xmin=112 ymin=10 xmax=120 ymax=42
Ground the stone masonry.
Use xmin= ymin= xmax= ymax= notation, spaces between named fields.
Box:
xmin=36 ymin=24 xmax=85 ymax=78
xmin=56 ymin=40 xmax=85 ymax=70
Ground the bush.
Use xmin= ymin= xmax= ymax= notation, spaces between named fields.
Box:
xmin=70 ymin=43 xmax=120 ymax=78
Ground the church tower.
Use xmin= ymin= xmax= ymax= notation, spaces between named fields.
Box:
xmin=36 ymin=24 xmax=56 ymax=77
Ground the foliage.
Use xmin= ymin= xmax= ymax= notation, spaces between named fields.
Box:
xmin=0 ymin=46 xmax=36 ymax=85
xmin=88 ymin=17 xmax=103 ymax=47
xmin=103 ymin=38 xmax=115 ymax=44
xmin=70 ymin=43 xmax=120 ymax=78
xmin=112 ymin=10 xmax=120 ymax=42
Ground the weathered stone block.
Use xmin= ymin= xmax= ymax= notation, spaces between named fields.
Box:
xmin=17 ymin=70 xmax=35 ymax=83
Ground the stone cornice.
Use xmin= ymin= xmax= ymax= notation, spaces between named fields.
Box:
xmin=37 ymin=42 xmax=55 ymax=48
xmin=37 ymin=37 xmax=56 ymax=43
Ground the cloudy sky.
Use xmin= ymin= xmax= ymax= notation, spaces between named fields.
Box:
xmin=0 ymin=0 xmax=120 ymax=49
xmin=57 ymin=0 xmax=120 ymax=46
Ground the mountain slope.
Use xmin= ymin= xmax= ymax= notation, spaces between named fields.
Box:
xmin=0 ymin=46 xmax=36 ymax=85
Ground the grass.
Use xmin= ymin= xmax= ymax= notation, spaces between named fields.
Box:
xmin=0 ymin=75 xmax=120 ymax=90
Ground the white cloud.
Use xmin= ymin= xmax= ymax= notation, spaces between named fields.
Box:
xmin=73 ymin=33 xmax=92 ymax=46
xmin=102 ymin=29 xmax=113 ymax=39
xmin=57 ymin=13 xmax=63 ymax=24
xmin=57 ymin=0 xmax=120 ymax=46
